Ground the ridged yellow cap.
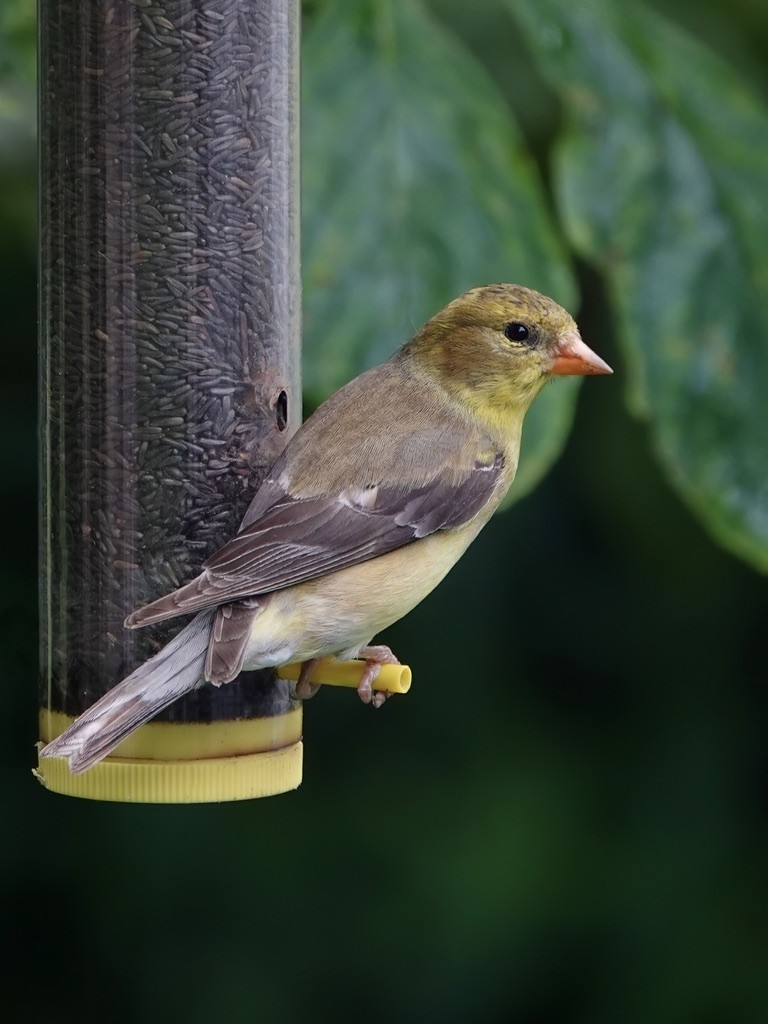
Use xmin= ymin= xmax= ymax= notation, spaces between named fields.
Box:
xmin=36 ymin=707 xmax=302 ymax=804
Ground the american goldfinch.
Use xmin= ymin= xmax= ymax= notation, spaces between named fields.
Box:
xmin=41 ymin=284 xmax=611 ymax=772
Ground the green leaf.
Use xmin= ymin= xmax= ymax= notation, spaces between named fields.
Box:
xmin=302 ymin=0 xmax=579 ymax=505
xmin=0 ymin=0 xmax=35 ymax=83
xmin=0 ymin=0 xmax=35 ymax=129
xmin=513 ymin=0 xmax=768 ymax=570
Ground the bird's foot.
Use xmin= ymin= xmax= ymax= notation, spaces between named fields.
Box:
xmin=294 ymin=659 xmax=321 ymax=700
xmin=357 ymin=645 xmax=400 ymax=709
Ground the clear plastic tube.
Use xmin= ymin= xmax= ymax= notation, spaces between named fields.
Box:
xmin=39 ymin=0 xmax=300 ymax=794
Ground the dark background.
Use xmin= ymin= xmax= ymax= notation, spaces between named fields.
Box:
xmin=2 ymin=1 xmax=768 ymax=1021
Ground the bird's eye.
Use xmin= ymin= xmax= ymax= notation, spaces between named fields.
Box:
xmin=504 ymin=322 xmax=530 ymax=344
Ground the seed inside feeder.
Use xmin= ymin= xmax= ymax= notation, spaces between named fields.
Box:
xmin=39 ymin=0 xmax=300 ymax=721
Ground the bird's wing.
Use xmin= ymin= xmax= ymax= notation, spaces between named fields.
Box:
xmin=126 ymin=445 xmax=505 ymax=628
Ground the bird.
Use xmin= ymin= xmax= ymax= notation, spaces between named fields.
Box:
xmin=40 ymin=283 xmax=612 ymax=773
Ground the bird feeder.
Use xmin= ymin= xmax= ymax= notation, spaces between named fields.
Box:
xmin=36 ymin=0 xmax=302 ymax=802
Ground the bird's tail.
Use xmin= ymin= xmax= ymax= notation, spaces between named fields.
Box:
xmin=39 ymin=610 xmax=214 ymax=774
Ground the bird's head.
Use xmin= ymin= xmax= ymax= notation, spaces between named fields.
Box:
xmin=407 ymin=283 xmax=611 ymax=427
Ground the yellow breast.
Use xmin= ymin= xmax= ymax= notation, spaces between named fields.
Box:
xmin=244 ymin=522 xmax=486 ymax=667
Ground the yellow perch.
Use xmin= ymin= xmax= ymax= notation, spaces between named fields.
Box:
xmin=277 ymin=658 xmax=412 ymax=694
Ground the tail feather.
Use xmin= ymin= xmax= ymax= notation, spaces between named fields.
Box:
xmin=205 ymin=599 xmax=263 ymax=685
xmin=39 ymin=611 xmax=215 ymax=774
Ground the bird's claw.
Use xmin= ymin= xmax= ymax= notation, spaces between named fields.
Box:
xmin=357 ymin=645 xmax=400 ymax=709
xmin=294 ymin=646 xmax=400 ymax=707
xmin=294 ymin=658 xmax=321 ymax=700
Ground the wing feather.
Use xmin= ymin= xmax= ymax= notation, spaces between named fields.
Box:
xmin=125 ymin=449 xmax=505 ymax=629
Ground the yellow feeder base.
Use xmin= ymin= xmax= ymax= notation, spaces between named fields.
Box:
xmin=36 ymin=707 xmax=303 ymax=804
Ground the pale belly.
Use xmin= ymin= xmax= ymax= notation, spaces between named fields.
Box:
xmin=241 ymin=523 xmax=483 ymax=669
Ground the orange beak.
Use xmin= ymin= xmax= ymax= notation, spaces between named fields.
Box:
xmin=550 ymin=332 xmax=613 ymax=376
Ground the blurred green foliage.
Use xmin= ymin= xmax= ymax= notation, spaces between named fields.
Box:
xmin=0 ymin=0 xmax=34 ymax=88
xmin=3 ymin=1 xmax=768 ymax=1023
xmin=517 ymin=0 xmax=768 ymax=569
xmin=0 ymin=0 xmax=35 ymax=245
xmin=306 ymin=0 xmax=768 ymax=567
xmin=302 ymin=0 xmax=580 ymax=502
